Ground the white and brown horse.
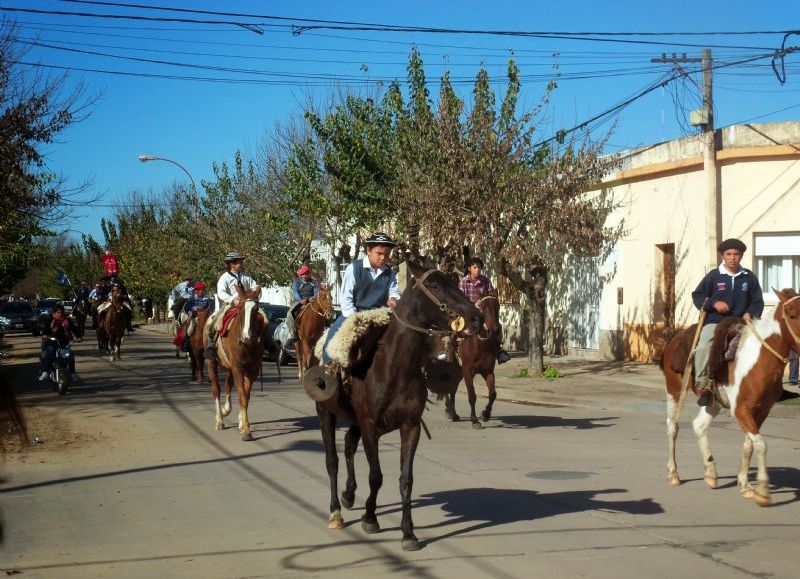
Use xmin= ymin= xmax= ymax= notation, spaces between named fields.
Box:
xmin=205 ymin=285 xmax=265 ymax=441
xmin=663 ymin=288 xmax=800 ymax=506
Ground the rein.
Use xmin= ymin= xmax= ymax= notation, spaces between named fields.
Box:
xmin=475 ymin=295 xmax=499 ymax=341
xmin=744 ymin=295 xmax=800 ymax=365
xmin=305 ymin=293 xmax=334 ymax=321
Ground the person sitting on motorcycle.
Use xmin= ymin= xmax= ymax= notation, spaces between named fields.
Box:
xmin=38 ymin=304 xmax=76 ymax=381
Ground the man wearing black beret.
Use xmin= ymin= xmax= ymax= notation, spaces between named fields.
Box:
xmin=691 ymin=238 xmax=764 ymax=406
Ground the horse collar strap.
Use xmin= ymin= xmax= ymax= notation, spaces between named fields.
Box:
xmin=392 ymin=310 xmax=453 ymax=337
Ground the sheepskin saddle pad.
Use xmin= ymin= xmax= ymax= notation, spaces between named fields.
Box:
xmin=314 ymin=307 xmax=393 ymax=369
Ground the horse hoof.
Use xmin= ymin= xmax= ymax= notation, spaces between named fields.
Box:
xmin=471 ymin=421 xmax=483 ymax=429
xmin=667 ymin=474 xmax=681 ymax=486
xmin=402 ymin=537 xmax=422 ymax=551
xmin=361 ymin=518 xmax=380 ymax=534
xmin=480 ymin=412 xmax=491 ymax=422
xmin=340 ymin=492 xmax=355 ymax=510
xmin=328 ymin=511 xmax=344 ymax=529
xmin=754 ymin=493 xmax=772 ymax=507
xmin=741 ymin=488 xmax=755 ymax=499
xmin=241 ymin=431 xmax=254 ymax=441
xmin=215 ymin=423 xmax=224 ymax=431
xmin=704 ymin=476 xmax=718 ymax=489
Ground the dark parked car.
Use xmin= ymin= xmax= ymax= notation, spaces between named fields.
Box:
xmin=0 ymin=301 xmax=38 ymax=335
xmin=259 ymin=303 xmax=290 ymax=361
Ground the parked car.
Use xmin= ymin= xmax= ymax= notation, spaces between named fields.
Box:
xmin=61 ymin=300 xmax=75 ymax=314
xmin=259 ymin=303 xmax=290 ymax=362
xmin=0 ymin=301 xmax=38 ymax=334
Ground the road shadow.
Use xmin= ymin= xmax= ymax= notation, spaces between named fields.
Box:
xmin=492 ymin=414 xmax=618 ymax=430
xmin=371 ymin=486 xmax=662 ymax=547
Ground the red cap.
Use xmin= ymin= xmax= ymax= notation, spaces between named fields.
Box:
xmin=297 ymin=265 xmax=310 ymax=276
xmin=193 ymin=282 xmax=206 ymax=291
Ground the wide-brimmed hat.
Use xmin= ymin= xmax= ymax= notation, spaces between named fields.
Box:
xmin=297 ymin=264 xmax=310 ymax=276
xmin=224 ymin=251 xmax=245 ymax=263
xmin=364 ymin=232 xmax=396 ymax=248
xmin=717 ymin=238 xmax=747 ymax=253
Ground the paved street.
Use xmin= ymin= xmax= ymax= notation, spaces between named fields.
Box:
xmin=2 ymin=328 xmax=800 ymax=578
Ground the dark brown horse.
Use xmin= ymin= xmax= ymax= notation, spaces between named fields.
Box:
xmin=444 ymin=295 xmax=500 ymax=427
xmin=295 ymin=284 xmax=334 ymax=378
xmin=663 ymin=289 xmax=800 ymax=506
xmin=0 ymin=366 xmax=27 ymax=543
xmin=205 ymin=285 xmax=265 ymax=440
xmin=99 ymin=288 xmax=126 ymax=361
xmin=188 ymin=308 xmax=209 ymax=383
xmin=314 ymin=261 xmax=483 ymax=551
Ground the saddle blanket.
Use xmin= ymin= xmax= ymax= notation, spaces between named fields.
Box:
xmin=314 ymin=308 xmax=393 ymax=368
xmin=220 ymin=306 xmax=240 ymax=337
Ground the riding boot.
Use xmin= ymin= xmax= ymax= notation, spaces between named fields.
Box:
xmin=697 ymin=379 xmax=714 ymax=406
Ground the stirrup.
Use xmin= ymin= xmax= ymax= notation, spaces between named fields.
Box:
xmin=303 ymin=365 xmax=339 ymax=402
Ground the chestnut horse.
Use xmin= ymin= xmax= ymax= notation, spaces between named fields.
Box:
xmin=314 ymin=262 xmax=483 ymax=551
xmin=295 ymin=284 xmax=334 ymax=378
xmin=205 ymin=285 xmax=265 ymax=441
xmin=663 ymin=288 xmax=800 ymax=506
xmin=188 ymin=308 xmax=209 ymax=383
xmin=99 ymin=288 xmax=126 ymax=361
xmin=444 ymin=295 xmax=500 ymax=427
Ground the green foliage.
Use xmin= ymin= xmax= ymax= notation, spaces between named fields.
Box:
xmin=513 ymin=367 xmax=529 ymax=379
xmin=542 ymin=367 xmax=564 ymax=379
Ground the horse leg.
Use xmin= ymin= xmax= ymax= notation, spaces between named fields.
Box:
xmin=221 ymin=373 xmax=233 ymax=417
xmin=236 ymin=371 xmax=253 ymax=441
xmin=316 ymin=403 xmax=344 ymax=529
xmin=297 ymin=343 xmax=305 ymax=381
xmin=692 ymin=402 xmax=721 ymax=489
xmin=480 ymin=370 xmax=497 ymax=422
xmin=464 ymin=372 xmax=481 ymax=428
xmin=666 ymin=393 xmax=681 ymax=486
xmin=209 ymin=365 xmax=224 ymax=431
xmin=399 ymin=421 xmax=422 ymax=551
xmin=736 ymin=409 xmax=771 ymax=506
xmin=341 ymin=424 xmax=361 ymax=509
xmin=360 ymin=432 xmax=383 ymax=534
xmin=444 ymin=391 xmax=460 ymax=422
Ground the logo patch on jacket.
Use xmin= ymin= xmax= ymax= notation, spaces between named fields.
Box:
xmin=741 ymin=282 xmax=748 ymax=291
xmin=716 ymin=282 xmax=727 ymax=291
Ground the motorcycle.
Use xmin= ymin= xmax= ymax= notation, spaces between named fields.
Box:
xmin=44 ymin=336 xmax=73 ymax=395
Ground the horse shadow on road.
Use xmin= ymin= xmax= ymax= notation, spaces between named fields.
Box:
xmin=491 ymin=414 xmax=618 ymax=430
xmin=376 ymin=486 xmax=663 ymax=547
xmin=248 ymin=415 xmax=319 ymax=440
xmin=706 ymin=466 xmax=800 ymax=506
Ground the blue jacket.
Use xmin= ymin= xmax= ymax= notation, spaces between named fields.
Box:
xmin=292 ymin=278 xmax=319 ymax=302
xmin=183 ymin=295 xmax=214 ymax=315
xmin=691 ymin=266 xmax=764 ymax=326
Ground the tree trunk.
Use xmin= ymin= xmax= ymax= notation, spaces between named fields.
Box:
xmin=526 ymin=267 xmax=548 ymax=375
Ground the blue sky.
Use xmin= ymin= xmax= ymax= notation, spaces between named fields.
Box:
xmin=7 ymin=0 xmax=800 ymax=241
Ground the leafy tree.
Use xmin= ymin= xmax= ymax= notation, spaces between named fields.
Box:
xmin=0 ymin=21 xmax=92 ymax=292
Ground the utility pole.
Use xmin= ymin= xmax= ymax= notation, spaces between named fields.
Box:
xmin=652 ymin=49 xmax=719 ymax=268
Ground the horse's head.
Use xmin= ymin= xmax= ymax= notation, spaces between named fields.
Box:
xmin=775 ymin=288 xmax=800 ymax=350
xmin=476 ymin=295 xmax=501 ymax=335
xmin=400 ymin=260 xmax=483 ymax=336
xmin=236 ymin=285 xmax=262 ymax=343
xmin=315 ymin=284 xmax=335 ymax=322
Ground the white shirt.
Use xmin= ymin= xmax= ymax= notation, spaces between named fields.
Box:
xmin=216 ymin=270 xmax=257 ymax=306
xmin=340 ymin=257 xmax=401 ymax=317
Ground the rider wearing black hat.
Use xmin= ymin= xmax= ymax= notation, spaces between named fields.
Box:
xmin=691 ymin=238 xmax=764 ymax=406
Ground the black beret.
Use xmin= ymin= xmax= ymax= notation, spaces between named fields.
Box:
xmin=717 ymin=238 xmax=747 ymax=253
xmin=364 ymin=232 xmax=396 ymax=247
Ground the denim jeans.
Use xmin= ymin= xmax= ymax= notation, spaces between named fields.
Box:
xmin=41 ymin=344 xmax=75 ymax=374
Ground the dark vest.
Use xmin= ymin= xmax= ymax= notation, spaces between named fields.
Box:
xmin=352 ymin=260 xmax=392 ymax=312
xmin=296 ymin=280 xmax=317 ymax=300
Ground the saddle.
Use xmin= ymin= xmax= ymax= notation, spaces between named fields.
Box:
xmin=315 ymin=308 xmax=393 ymax=370
xmin=220 ymin=306 xmax=240 ymax=337
xmin=708 ymin=317 xmax=744 ymax=384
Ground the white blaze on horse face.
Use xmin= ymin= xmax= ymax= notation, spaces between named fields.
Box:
xmin=725 ymin=309 xmax=781 ymax=416
xmin=242 ymin=299 xmax=255 ymax=341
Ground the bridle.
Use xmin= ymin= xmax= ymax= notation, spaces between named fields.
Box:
xmin=303 ymin=290 xmax=335 ymax=322
xmin=393 ymin=269 xmax=468 ymax=337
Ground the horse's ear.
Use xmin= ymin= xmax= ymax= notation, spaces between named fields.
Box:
xmin=775 ymin=287 xmax=797 ymax=302
xmin=405 ymin=258 xmax=426 ymax=280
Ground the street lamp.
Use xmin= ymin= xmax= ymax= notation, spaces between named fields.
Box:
xmin=138 ymin=154 xmax=199 ymax=219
